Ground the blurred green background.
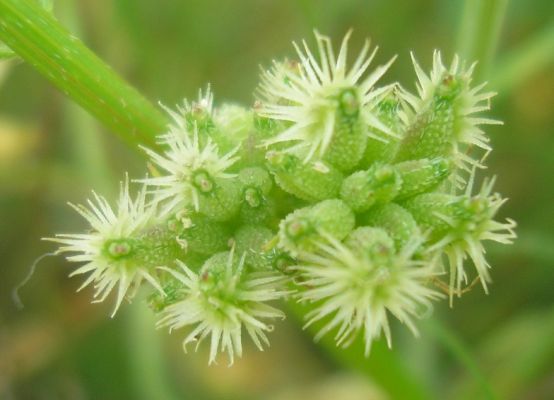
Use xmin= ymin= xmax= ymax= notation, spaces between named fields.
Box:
xmin=1 ymin=0 xmax=553 ymax=399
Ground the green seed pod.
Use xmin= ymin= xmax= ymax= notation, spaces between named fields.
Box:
xmin=340 ymin=164 xmax=402 ymax=213
xmin=238 ymin=167 xmax=273 ymax=199
xmin=278 ymin=199 xmax=355 ymax=255
xmin=170 ymin=211 xmax=230 ymax=256
xmin=402 ymin=179 xmax=515 ymax=296
xmin=236 ymin=167 xmax=277 ymax=226
xmin=394 ymin=157 xmax=452 ymax=201
xmin=394 ymin=98 xmax=456 ymax=163
xmin=101 ymin=217 xmax=197 ymax=283
xmin=266 ymin=151 xmax=343 ymax=202
xmin=360 ymin=89 xmax=405 ymax=167
xmin=238 ymin=196 xmax=277 ymax=227
xmin=401 ymin=193 xmax=454 ymax=241
xmin=198 ymin=251 xmax=235 ymax=291
xmin=310 ymin=199 xmax=356 ymax=240
xmin=234 ymin=225 xmax=274 ymax=270
xmin=403 ymin=189 xmax=511 ymax=244
xmin=197 ymin=178 xmax=242 ymax=222
xmin=135 ymin=227 xmax=185 ymax=267
xmin=323 ymin=88 xmax=367 ymax=172
xmin=394 ymin=53 xmax=496 ymax=171
xmin=362 ymin=203 xmax=422 ymax=250
xmin=344 ymin=227 xmax=395 ymax=259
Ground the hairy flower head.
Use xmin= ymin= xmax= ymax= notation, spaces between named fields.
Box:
xmin=257 ymin=31 xmax=396 ymax=163
xmin=426 ymin=174 xmax=516 ymax=300
xmin=404 ymin=51 xmax=501 ymax=175
xmin=161 ymin=86 xmax=215 ymax=134
xmin=46 ymin=178 xmax=163 ymax=316
xmin=296 ymin=229 xmax=440 ymax=355
xmin=142 ymin=121 xmax=239 ymax=214
xmin=157 ymin=250 xmax=287 ymax=365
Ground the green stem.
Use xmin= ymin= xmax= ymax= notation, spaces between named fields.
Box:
xmin=287 ymin=301 xmax=432 ymax=400
xmin=126 ymin=298 xmax=182 ymax=400
xmin=0 ymin=0 xmax=168 ymax=150
xmin=456 ymin=0 xmax=509 ymax=80
xmin=425 ymin=319 xmax=496 ymax=400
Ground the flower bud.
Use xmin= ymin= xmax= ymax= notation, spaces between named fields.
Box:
xmin=361 ymin=203 xmax=422 ymax=250
xmin=170 ymin=87 xmax=215 ymax=137
xmin=234 ymin=225 xmax=274 ymax=270
xmin=135 ymin=227 xmax=185 ymax=267
xmin=395 ymin=52 xmax=496 ymax=174
xmin=257 ymin=32 xmax=394 ymax=168
xmin=157 ymin=252 xmax=286 ymax=364
xmin=168 ymin=211 xmax=230 ymax=256
xmin=394 ymin=157 xmax=451 ymax=200
xmin=344 ymin=227 xmax=395 ymax=259
xmin=197 ymin=178 xmax=241 ymax=221
xmin=266 ymin=151 xmax=343 ymax=202
xmin=403 ymin=179 xmax=516 ymax=295
xmin=278 ymin=199 xmax=355 ymax=255
xmin=340 ymin=164 xmax=401 ymax=212
xmin=295 ymin=232 xmax=440 ymax=356
xmin=322 ymin=88 xmax=368 ymax=171
xmin=236 ymin=167 xmax=277 ymax=225
xmin=238 ymin=167 xmax=273 ymax=199
xmin=47 ymin=180 xmax=165 ymax=316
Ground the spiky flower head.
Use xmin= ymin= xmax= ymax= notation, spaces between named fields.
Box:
xmin=43 ymin=32 xmax=516 ymax=364
xmin=296 ymin=228 xmax=441 ymax=355
xmin=46 ymin=178 xmax=163 ymax=316
xmin=142 ymin=121 xmax=239 ymax=215
xmin=257 ymin=31 xmax=396 ymax=163
xmin=402 ymin=51 xmax=501 ymax=176
xmin=423 ymin=175 xmax=516 ymax=300
xmin=278 ymin=199 xmax=355 ymax=256
xmin=161 ymin=86 xmax=215 ymax=134
xmin=157 ymin=250 xmax=287 ymax=365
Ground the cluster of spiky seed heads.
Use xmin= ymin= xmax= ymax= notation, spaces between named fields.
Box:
xmin=49 ymin=31 xmax=515 ymax=364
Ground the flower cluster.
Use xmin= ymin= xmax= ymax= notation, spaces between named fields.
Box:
xmin=49 ymin=32 xmax=515 ymax=363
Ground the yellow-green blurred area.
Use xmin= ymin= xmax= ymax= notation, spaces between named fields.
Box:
xmin=1 ymin=0 xmax=553 ymax=399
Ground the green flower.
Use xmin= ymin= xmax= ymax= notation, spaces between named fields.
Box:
xmin=257 ymin=31 xmax=396 ymax=169
xmin=142 ymin=111 xmax=240 ymax=215
xmin=295 ymin=229 xmax=441 ymax=355
xmin=157 ymin=250 xmax=287 ymax=365
xmin=396 ymin=51 xmax=501 ymax=182
xmin=46 ymin=178 xmax=165 ymax=316
xmin=404 ymin=175 xmax=516 ymax=301
xmin=46 ymin=31 xmax=517 ymax=362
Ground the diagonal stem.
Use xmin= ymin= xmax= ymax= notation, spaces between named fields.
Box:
xmin=0 ymin=0 xmax=168 ymax=150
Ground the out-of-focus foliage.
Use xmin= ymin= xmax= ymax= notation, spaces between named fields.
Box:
xmin=1 ymin=0 xmax=553 ymax=399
